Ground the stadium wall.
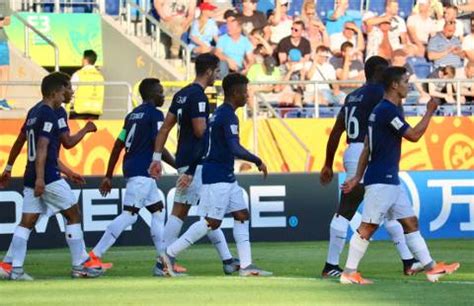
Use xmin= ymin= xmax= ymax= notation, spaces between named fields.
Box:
xmin=0 ymin=171 xmax=472 ymax=250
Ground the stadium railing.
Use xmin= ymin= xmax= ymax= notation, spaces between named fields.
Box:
xmin=10 ymin=11 xmax=60 ymax=72
xmin=11 ymin=0 xmax=104 ymax=14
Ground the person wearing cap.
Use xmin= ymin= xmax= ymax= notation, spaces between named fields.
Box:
xmin=305 ymin=45 xmax=345 ymax=106
xmin=189 ymin=2 xmax=219 ymax=55
xmin=238 ymin=0 xmax=269 ymax=38
xmin=330 ymin=21 xmax=365 ymax=55
xmin=407 ymin=0 xmax=437 ymax=57
xmin=215 ymin=11 xmax=254 ymax=78
xmin=276 ymin=20 xmax=311 ymax=65
xmin=153 ymin=0 xmax=196 ymax=59
xmin=281 ymin=48 xmax=305 ymax=107
xmin=269 ymin=0 xmax=294 ymax=45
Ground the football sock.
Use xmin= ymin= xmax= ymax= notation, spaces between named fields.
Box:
xmin=405 ymin=231 xmax=435 ymax=268
xmin=167 ymin=219 xmax=210 ymax=257
xmin=65 ymin=224 xmax=89 ymax=267
xmin=207 ymin=227 xmax=232 ymax=262
xmin=233 ymin=220 xmax=251 ymax=269
xmin=344 ymin=233 xmax=369 ymax=273
xmin=150 ymin=211 xmax=165 ymax=256
xmin=93 ymin=212 xmax=138 ymax=258
xmin=327 ymin=214 xmax=349 ymax=266
xmin=11 ymin=226 xmax=31 ymax=268
xmin=3 ymin=241 xmax=13 ymax=263
xmin=161 ymin=215 xmax=184 ymax=252
xmin=384 ymin=219 xmax=413 ymax=260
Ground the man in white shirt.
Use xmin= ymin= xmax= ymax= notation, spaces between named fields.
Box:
xmin=434 ymin=4 xmax=464 ymax=39
xmin=462 ymin=15 xmax=474 ymax=62
xmin=330 ymin=21 xmax=365 ymax=55
xmin=407 ymin=0 xmax=437 ymax=56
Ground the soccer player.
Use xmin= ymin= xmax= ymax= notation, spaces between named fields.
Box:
xmin=161 ymin=73 xmax=272 ymax=277
xmin=89 ymin=78 xmax=176 ymax=274
xmin=0 ymin=72 xmax=99 ymax=278
xmin=2 ymin=73 xmax=103 ymax=280
xmin=320 ymin=56 xmax=421 ymax=278
xmin=340 ymin=67 xmax=460 ymax=284
xmin=148 ymin=53 xmax=238 ymax=275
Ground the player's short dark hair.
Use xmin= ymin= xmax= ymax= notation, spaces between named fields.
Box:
xmin=364 ymin=56 xmax=389 ymax=82
xmin=382 ymin=66 xmax=408 ymax=91
xmin=41 ymin=72 xmax=69 ymax=97
xmin=222 ymin=73 xmax=249 ymax=97
xmin=139 ymin=78 xmax=161 ymax=100
xmin=83 ymin=49 xmax=97 ymax=65
xmin=195 ymin=53 xmax=220 ymax=76
xmin=341 ymin=41 xmax=354 ymax=52
xmin=49 ymin=71 xmax=71 ymax=85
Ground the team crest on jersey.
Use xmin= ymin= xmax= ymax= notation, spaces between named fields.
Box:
xmin=230 ymin=124 xmax=239 ymax=135
xmin=43 ymin=122 xmax=53 ymax=132
xmin=390 ymin=117 xmax=404 ymax=130
xmin=176 ymin=96 xmax=187 ymax=104
xmin=198 ymin=102 xmax=206 ymax=113
xmin=58 ymin=118 xmax=67 ymax=128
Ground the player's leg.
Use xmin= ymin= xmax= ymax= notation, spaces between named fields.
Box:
xmin=323 ymin=184 xmax=364 ymax=278
xmin=393 ymin=188 xmax=460 ymax=282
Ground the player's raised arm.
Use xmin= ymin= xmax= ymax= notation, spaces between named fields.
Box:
xmin=0 ymin=127 xmax=26 ymax=188
xmin=320 ymin=109 xmax=346 ymax=185
xmin=60 ymin=121 xmax=97 ymax=149
xmin=402 ymin=98 xmax=439 ymax=142
xmin=341 ymin=137 xmax=369 ymax=194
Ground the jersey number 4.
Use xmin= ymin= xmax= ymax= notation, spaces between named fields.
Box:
xmin=345 ymin=106 xmax=359 ymax=140
xmin=125 ymin=123 xmax=137 ymax=152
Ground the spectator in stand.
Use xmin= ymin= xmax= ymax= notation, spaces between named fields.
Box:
xmin=364 ymin=0 xmax=408 ymax=60
xmin=412 ymin=0 xmax=444 ymax=20
xmin=407 ymin=0 xmax=437 ymax=57
xmin=331 ymin=41 xmax=364 ymax=91
xmin=237 ymin=0 xmax=269 ymax=39
xmin=281 ymin=49 xmax=305 ymax=107
xmin=330 ymin=21 xmax=365 ymax=56
xmin=210 ymin=0 xmax=234 ymax=23
xmin=326 ymin=0 xmax=362 ymax=36
xmin=461 ymin=61 xmax=474 ymax=104
xmin=215 ymin=10 xmax=254 ymax=78
xmin=0 ymin=9 xmax=11 ymax=110
xmin=269 ymin=0 xmax=293 ymax=45
xmin=428 ymin=21 xmax=465 ymax=69
xmin=427 ymin=65 xmax=456 ymax=104
xmin=153 ymin=0 xmax=196 ymax=59
xmin=189 ymin=2 xmax=219 ymax=56
xmin=70 ymin=50 xmax=105 ymax=120
xmin=277 ymin=20 xmax=311 ymax=65
xmin=462 ymin=15 xmax=474 ymax=62
xmin=300 ymin=1 xmax=330 ymax=52
xmin=305 ymin=45 xmax=345 ymax=106
xmin=435 ymin=4 xmax=464 ymax=39
xmin=248 ymin=28 xmax=273 ymax=56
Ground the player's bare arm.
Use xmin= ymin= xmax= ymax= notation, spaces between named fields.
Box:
xmin=403 ymin=99 xmax=439 ymax=142
xmin=0 ymin=131 xmax=26 ymax=188
xmin=34 ymin=136 xmax=50 ymax=197
xmin=100 ymin=138 xmax=125 ymax=196
xmin=60 ymin=121 xmax=97 ymax=149
xmin=321 ymin=110 xmax=345 ymax=185
xmin=191 ymin=117 xmax=207 ymax=138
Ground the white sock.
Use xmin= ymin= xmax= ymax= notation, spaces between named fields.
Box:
xmin=207 ymin=228 xmax=232 ymax=261
xmin=233 ymin=220 xmax=251 ymax=269
xmin=65 ymin=224 xmax=89 ymax=267
xmin=150 ymin=211 xmax=165 ymax=256
xmin=11 ymin=226 xmax=31 ymax=268
xmin=327 ymin=214 xmax=349 ymax=266
xmin=344 ymin=233 xmax=370 ymax=273
xmin=3 ymin=241 xmax=13 ymax=263
xmin=384 ymin=219 xmax=413 ymax=260
xmin=161 ymin=215 xmax=184 ymax=252
xmin=93 ymin=212 xmax=138 ymax=258
xmin=167 ymin=219 xmax=210 ymax=257
xmin=405 ymin=231 xmax=434 ymax=267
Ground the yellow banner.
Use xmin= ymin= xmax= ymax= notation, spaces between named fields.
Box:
xmin=1 ymin=117 xmax=473 ymax=177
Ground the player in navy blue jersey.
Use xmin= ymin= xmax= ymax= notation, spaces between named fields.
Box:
xmin=88 ymin=78 xmax=176 ymax=274
xmin=0 ymin=72 xmax=101 ymax=278
xmin=319 ymin=57 xmax=420 ymax=278
xmin=161 ymin=73 xmax=272 ymax=277
xmin=149 ymin=53 xmax=238 ymax=275
xmin=340 ymin=66 xmax=460 ymax=285
xmin=1 ymin=73 xmax=103 ymax=280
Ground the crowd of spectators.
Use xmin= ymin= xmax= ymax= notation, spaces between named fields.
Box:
xmin=154 ymin=0 xmax=474 ymax=108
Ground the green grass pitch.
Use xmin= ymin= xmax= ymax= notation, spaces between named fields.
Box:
xmin=1 ymin=240 xmax=473 ymax=305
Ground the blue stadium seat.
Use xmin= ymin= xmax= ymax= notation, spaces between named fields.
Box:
xmin=399 ymin=0 xmax=415 ymax=19
xmin=348 ymin=0 xmax=362 ymax=12
xmin=367 ymin=0 xmax=385 ymax=15
xmin=284 ymin=108 xmax=313 ymax=118
xmin=72 ymin=0 xmax=94 ymax=13
xmin=288 ymin=0 xmax=303 ymax=16
xmin=317 ymin=0 xmax=335 ymax=22
xmin=257 ymin=0 xmax=275 ymax=15
xmin=106 ymin=0 xmax=120 ymax=15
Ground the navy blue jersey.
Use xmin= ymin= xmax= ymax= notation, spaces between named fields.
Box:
xmin=23 ymin=103 xmax=61 ymax=188
xmin=168 ymin=83 xmax=209 ymax=168
xmin=56 ymin=106 xmax=70 ymax=135
xmin=342 ymin=83 xmax=384 ymax=144
xmin=202 ymin=103 xmax=239 ymax=184
xmin=364 ymin=99 xmax=410 ymax=186
xmin=122 ymin=102 xmax=164 ymax=178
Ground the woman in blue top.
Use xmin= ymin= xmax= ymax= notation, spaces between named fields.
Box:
xmin=189 ymin=2 xmax=219 ymax=55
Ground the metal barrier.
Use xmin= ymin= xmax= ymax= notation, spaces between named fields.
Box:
xmin=122 ymin=0 xmax=192 ymax=80
xmin=11 ymin=11 xmax=60 ymax=72
xmin=12 ymin=0 xmax=103 ymax=14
